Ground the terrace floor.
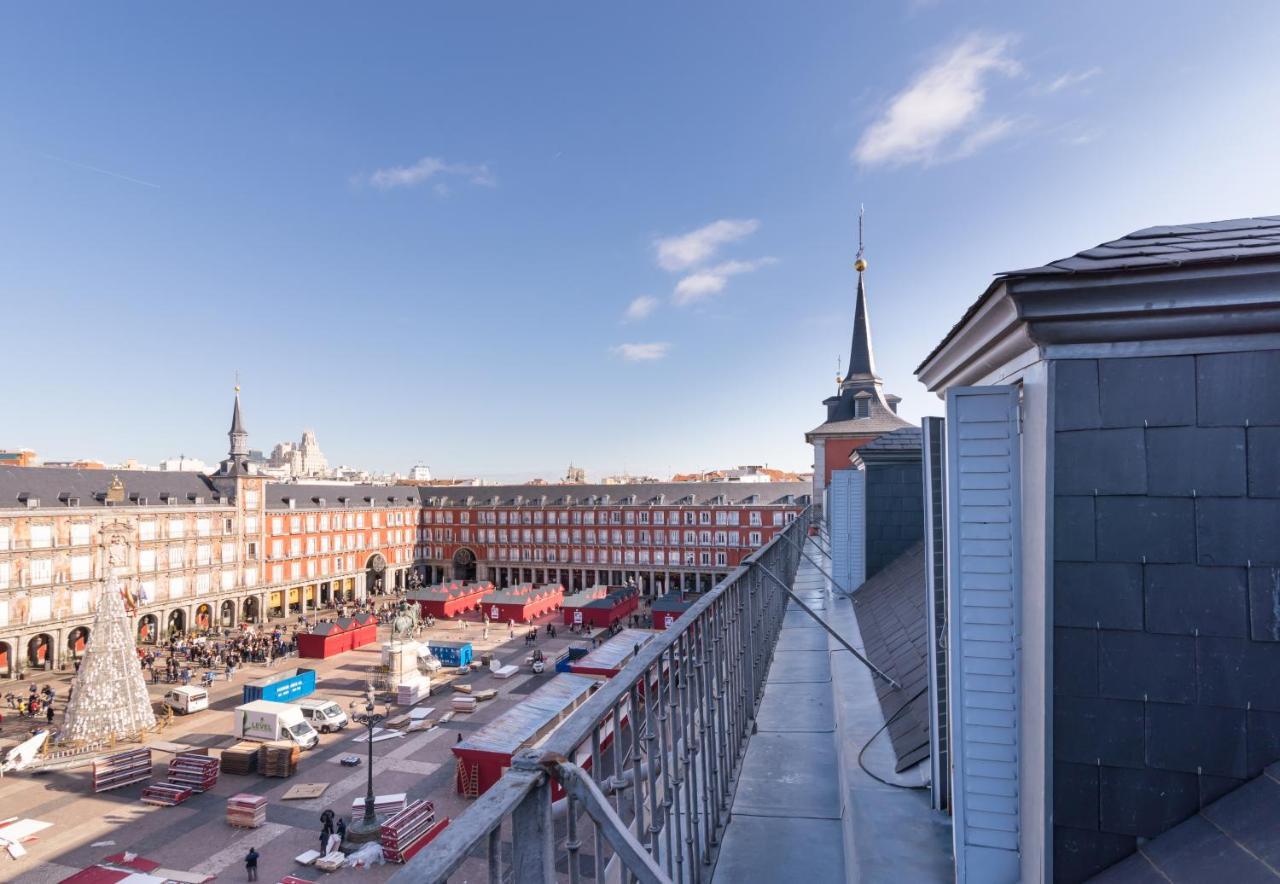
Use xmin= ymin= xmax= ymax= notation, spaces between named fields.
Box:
xmin=711 ymin=535 xmax=953 ymax=883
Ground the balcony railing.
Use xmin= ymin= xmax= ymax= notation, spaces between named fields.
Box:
xmin=391 ymin=506 xmax=812 ymax=884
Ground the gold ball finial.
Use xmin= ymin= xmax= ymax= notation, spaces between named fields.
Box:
xmin=854 ymin=257 xmax=868 ymax=272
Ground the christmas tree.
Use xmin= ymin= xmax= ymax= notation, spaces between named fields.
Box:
xmin=59 ymin=568 xmax=156 ymax=745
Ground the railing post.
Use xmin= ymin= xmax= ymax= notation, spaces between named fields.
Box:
xmin=510 ymin=750 xmax=556 ymax=883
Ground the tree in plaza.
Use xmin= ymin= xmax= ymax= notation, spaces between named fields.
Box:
xmin=59 ymin=534 xmax=156 ymax=745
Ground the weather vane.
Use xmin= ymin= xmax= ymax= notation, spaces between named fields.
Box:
xmin=855 ymin=204 xmax=867 ymax=272
xmin=234 ymin=369 xmax=240 ymax=394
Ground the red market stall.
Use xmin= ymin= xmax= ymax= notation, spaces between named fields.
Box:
xmin=652 ymin=591 xmax=695 ymax=630
xmin=453 ymin=673 xmax=601 ymax=797
xmin=480 ymin=583 xmax=564 ymax=624
xmin=296 ymin=615 xmax=379 ymax=659
xmin=562 ymin=586 xmax=639 ymax=629
xmin=570 ymin=629 xmax=655 ymax=678
xmin=408 ymin=581 xmax=493 ymax=619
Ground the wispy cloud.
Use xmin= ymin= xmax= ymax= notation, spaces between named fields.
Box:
xmin=623 ymin=295 xmax=659 ymax=322
xmin=853 ymin=33 xmax=1021 ymax=167
xmin=360 ymin=155 xmax=496 ymax=191
xmin=654 ymin=219 xmax=759 ymax=272
xmin=673 ymin=257 xmax=777 ymax=306
xmin=611 ymin=342 xmax=670 ymax=362
xmin=1035 ymin=67 xmax=1100 ymax=96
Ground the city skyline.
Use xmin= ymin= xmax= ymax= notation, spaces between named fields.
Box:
xmin=4 ymin=4 xmax=1279 ymax=477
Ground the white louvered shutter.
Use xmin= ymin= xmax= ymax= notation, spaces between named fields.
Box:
xmin=945 ymin=386 xmax=1021 ymax=883
xmin=829 ymin=467 xmax=865 ymax=594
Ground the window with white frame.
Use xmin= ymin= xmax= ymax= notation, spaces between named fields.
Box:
xmin=139 ymin=520 xmax=156 ymax=541
xmin=29 ymin=524 xmax=52 ymax=548
xmin=30 ymin=558 xmax=52 ymax=585
xmin=197 ymin=517 xmax=211 ymax=537
xmin=0 ymin=561 xmax=8 ymax=589
xmin=0 ymin=524 xmax=9 ymax=549
xmin=29 ymin=595 xmax=51 ymax=621
xmin=169 ymin=575 xmax=186 ymax=598
xmin=244 ymin=489 xmax=259 ymax=508
xmin=71 ymin=554 xmax=92 ymax=581
xmin=139 ymin=549 xmax=156 ymax=571
xmin=197 ymin=544 xmax=212 ymax=566
xmin=196 ymin=573 xmax=211 ymax=594
xmin=221 ymin=570 xmax=235 ymax=590
xmin=71 ymin=522 xmax=91 ymax=546
xmin=168 ymin=518 xmax=185 ymax=539
xmin=169 ymin=546 xmax=185 ymax=569
xmin=245 ymin=565 xmax=258 ymax=586
xmin=0 ymin=598 xmax=8 ymax=626
xmin=221 ymin=542 xmax=235 ymax=563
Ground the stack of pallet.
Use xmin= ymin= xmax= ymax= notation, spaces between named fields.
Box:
xmin=226 ymin=793 xmax=268 ymax=828
xmin=141 ymin=782 xmax=193 ymax=806
xmin=220 ymin=742 xmax=259 ymax=775
xmin=350 ymin=793 xmax=406 ymax=817
xmin=396 ymin=676 xmax=430 ymax=705
xmin=168 ymin=753 xmax=219 ymax=792
xmin=450 ymin=695 xmax=477 ymax=713
xmin=91 ymin=748 xmax=152 ymax=793
xmin=380 ymin=800 xmax=450 ymax=863
xmin=259 ymin=741 xmax=300 ymax=777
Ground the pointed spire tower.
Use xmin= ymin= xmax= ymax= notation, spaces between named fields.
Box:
xmin=844 ymin=210 xmax=881 ymax=389
xmin=218 ymin=381 xmax=254 ymax=477
xmin=60 ymin=537 xmax=156 ymax=745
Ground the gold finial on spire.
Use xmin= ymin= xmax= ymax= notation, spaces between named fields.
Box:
xmin=836 ymin=356 xmax=843 ymax=387
xmin=854 ymin=204 xmax=868 ymax=272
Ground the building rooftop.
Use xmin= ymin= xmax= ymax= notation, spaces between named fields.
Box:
xmin=415 ymin=481 xmax=811 ymax=508
xmin=0 ymin=466 xmax=224 ymax=509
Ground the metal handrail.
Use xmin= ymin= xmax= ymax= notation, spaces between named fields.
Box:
xmin=393 ymin=507 xmax=811 ymax=884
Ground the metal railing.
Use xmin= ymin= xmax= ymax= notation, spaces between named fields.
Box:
xmin=392 ymin=506 xmax=812 ymax=884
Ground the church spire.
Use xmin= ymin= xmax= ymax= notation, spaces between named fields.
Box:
xmin=845 ymin=206 xmax=880 ymax=385
xmin=228 ymin=383 xmax=248 ymax=458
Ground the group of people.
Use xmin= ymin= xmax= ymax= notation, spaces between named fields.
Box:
xmin=2 ymin=683 xmax=56 ymax=725
xmin=139 ymin=628 xmax=302 ymax=684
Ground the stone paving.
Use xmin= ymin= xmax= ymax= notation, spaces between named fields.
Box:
xmin=0 ymin=606 xmax=633 ymax=883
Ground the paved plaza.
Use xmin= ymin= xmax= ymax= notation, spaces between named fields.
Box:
xmin=0 ymin=607 xmax=620 ymax=883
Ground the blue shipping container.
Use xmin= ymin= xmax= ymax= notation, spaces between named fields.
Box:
xmin=241 ymin=667 xmax=317 ymax=704
xmin=555 ymin=646 xmax=590 ymax=673
xmin=427 ymin=641 xmax=473 ymax=667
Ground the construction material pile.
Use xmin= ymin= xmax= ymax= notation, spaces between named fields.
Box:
xmin=220 ymin=741 xmax=259 ymax=775
xmin=380 ymin=800 xmax=449 ymax=863
xmin=226 ymin=793 xmax=268 ymax=828
xmin=396 ymin=676 xmax=430 ymax=705
xmin=259 ymin=741 xmax=300 ymax=777
xmin=92 ymin=748 xmax=152 ymax=793
xmin=450 ymin=696 xmax=477 ymax=713
xmin=168 ymin=752 xmax=219 ymax=792
xmin=351 ymin=793 xmax=406 ymax=816
xmin=141 ymin=782 xmax=192 ymax=806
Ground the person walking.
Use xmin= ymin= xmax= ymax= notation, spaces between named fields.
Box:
xmin=46 ymin=703 xmax=54 ymax=726
xmin=244 ymin=847 xmax=259 ymax=882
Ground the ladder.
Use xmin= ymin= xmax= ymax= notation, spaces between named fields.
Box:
xmin=456 ymin=758 xmax=480 ymax=798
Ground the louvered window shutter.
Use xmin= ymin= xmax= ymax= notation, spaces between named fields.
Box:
xmin=945 ymin=386 xmax=1021 ymax=883
xmin=829 ymin=467 xmax=865 ymax=594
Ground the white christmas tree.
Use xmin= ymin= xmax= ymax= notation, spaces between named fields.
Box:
xmin=59 ymin=563 xmax=156 ymax=745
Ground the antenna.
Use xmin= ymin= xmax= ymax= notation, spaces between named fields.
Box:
xmin=854 ymin=204 xmax=868 ymax=272
xmin=234 ymin=369 xmax=240 ymax=394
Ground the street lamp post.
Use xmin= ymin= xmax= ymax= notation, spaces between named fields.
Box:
xmin=343 ymin=690 xmax=386 ymax=846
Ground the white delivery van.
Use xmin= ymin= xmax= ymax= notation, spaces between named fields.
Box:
xmin=294 ymin=698 xmax=349 ymax=733
xmin=234 ymin=700 xmax=320 ymax=750
xmin=164 ymin=686 xmax=209 ymax=715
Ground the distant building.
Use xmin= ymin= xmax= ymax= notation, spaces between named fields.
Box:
xmin=408 ymin=464 xmax=433 ymax=482
xmin=672 ymin=465 xmax=806 ymax=483
xmin=0 ymin=450 xmax=37 ymax=468
xmin=268 ymin=430 xmax=329 ymax=479
xmin=43 ymin=460 xmax=106 ymax=470
xmin=564 ymin=464 xmax=586 ymax=484
xmin=158 ymin=456 xmax=209 ymax=473
xmin=601 ymin=474 xmax=662 ymax=485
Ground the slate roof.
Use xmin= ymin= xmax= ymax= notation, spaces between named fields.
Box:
xmin=0 ymin=466 xmax=225 ymax=509
xmin=850 ymin=543 xmax=930 ymax=772
xmin=1005 ymin=215 xmax=1280 ymax=278
xmin=1090 ymin=762 xmax=1280 ymax=882
xmin=414 ymin=481 xmax=811 ymax=508
xmin=857 ymin=427 xmax=922 ymax=453
xmin=266 ymin=483 xmax=421 ymax=510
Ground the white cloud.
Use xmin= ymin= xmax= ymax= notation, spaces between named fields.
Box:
xmin=363 ymin=156 xmax=496 ymax=191
xmin=624 ymin=296 xmax=659 ymax=322
xmin=1036 ymin=67 xmax=1100 ymax=95
xmin=611 ymin=342 xmax=670 ymax=362
xmin=672 ymin=257 xmax=776 ymax=306
xmin=853 ymin=33 xmax=1021 ymax=167
xmin=654 ymin=219 xmax=759 ymax=271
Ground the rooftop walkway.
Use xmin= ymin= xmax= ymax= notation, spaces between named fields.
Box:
xmin=711 ymin=536 xmax=953 ymax=883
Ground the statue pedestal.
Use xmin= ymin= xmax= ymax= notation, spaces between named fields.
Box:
xmin=380 ymin=641 xmax=422 ymax=690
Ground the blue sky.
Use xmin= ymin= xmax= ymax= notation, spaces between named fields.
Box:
xmin=3 ymin=3 xmax=1279 ymax=480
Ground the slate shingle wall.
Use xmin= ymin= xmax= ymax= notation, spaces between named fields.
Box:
xmin=1051 ymin=351 xmax=1280 ymax=882
xmin=864 ymin=461 xmax=923 ymax=580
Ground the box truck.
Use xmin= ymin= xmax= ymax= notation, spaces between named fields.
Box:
xmin=234 ymin=700 xmax=319 ymax=750
xmin=241 ymin=667 xmax=317 ymax=704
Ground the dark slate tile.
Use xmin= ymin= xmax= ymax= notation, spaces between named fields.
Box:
xmin=1140 ymin=812 xmax=1275 ymax=882
xmin=1145 ymin=427 xmax=1248 ymax=497
xmin=1053 ymin=825 xmax=1137 ymax=883
xmin=1198 ymin=636 xmax=1280 ymax=712
xmin=1145 ymin=564 xmax=1248 ymax=638
xmin=1056 ymin=627 xmax=1099 ymax=697
xmin=1055 ymin=761 xmax=1100 ymax=830
xmin=1197 ymin=351 xmax=1280 ymax=426
xmin=1096 ymin=497 xmax=1196 ymax=564
xmin=1099 ymin=765 xmax=1199 ymax=837
xmin=1056 ymin=495 xmax=1096 ymax=563
xmin=1056 ymin=429 xmax=1147 ymax=496
xmin=1248 ymin=710 xmax=1280 ymax=774
xmin=1146 ymin=702 xmax=1248 ymax=778
xmin=1055 ymin=562 xmax=1144 ymax=630
xmin=1197 ymin=498 xmax=1280 ymax=566
xmin=1250 ymin=567 xmax=1280 ymax=642
xmin=1088 ymin=852 xmax=1169 ymax=884
xmin=1055 ymin=359 xmax=1101 ymax=432
xmin=1099 ymin=631 xmax=1195 ymax=703
xmin=1055 ymin=694 xmax=1146 ymax=768
xmin=1200 ymin=773 xmax=1248 ymax=807
xmin=1202 ymin=773 xmax=1280 ymax=870
xmin=1099 ymin=356 xmax=1197 ymax=428
xmin=1249 ymin=427 xmax=1280 ymax=497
